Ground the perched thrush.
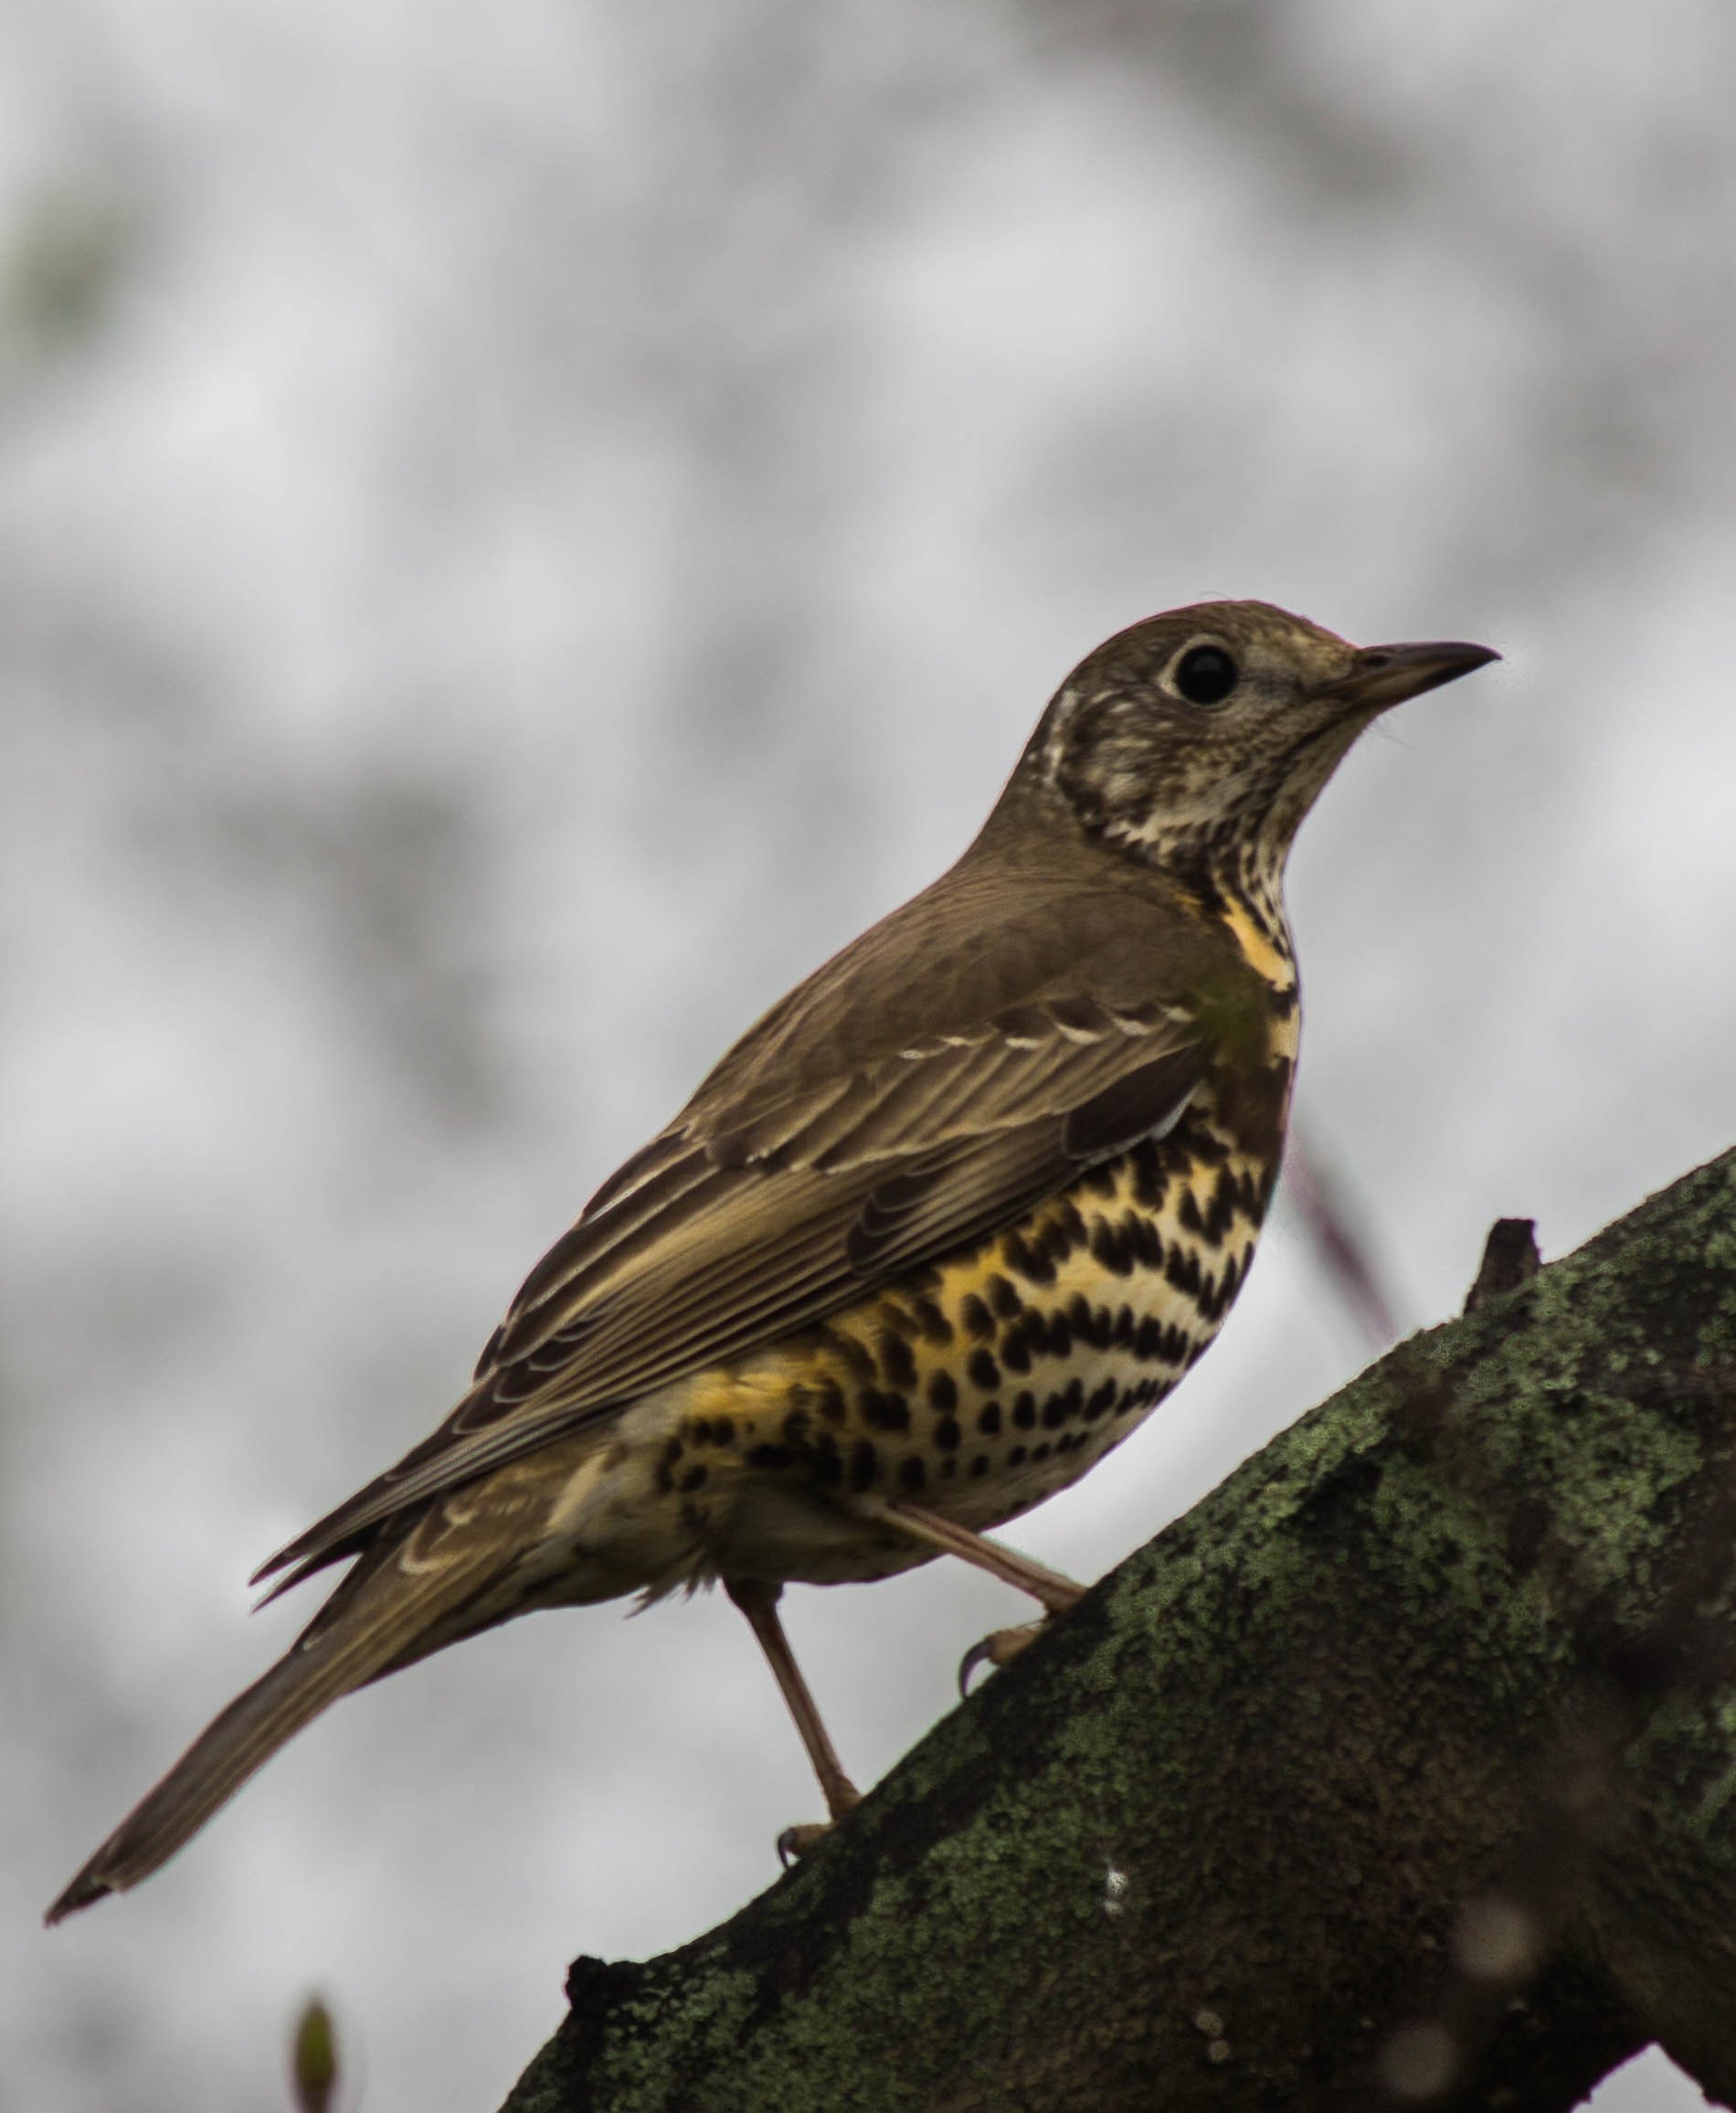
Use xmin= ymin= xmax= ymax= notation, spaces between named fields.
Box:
xmin=48 ymin=600 xmax=1496 ymax=1918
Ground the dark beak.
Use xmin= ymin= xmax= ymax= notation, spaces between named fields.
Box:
xmin=1328 ymin=639 xmax=1500 ymax=713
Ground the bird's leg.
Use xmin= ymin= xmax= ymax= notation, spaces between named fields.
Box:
xmin=847 ymin=1497 xmax=1087 ymax=1694
xmin=853 ymin=1496 xmax=1086 ymax=1608
xmin=725 ymin=1577 xmax=861 ymax=1862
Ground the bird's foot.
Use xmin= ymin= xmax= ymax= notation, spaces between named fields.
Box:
xmin=958 ymin=1620 xmax=1050 ymax=1697
xmin=776 ymin=1779 xmax=861 ymax=1866
xmin=777 ymin=1820 xmax=835 ymax=1865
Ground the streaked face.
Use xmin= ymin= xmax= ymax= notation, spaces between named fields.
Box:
xmin=1029 ymin=600 xmax=1496 ymax=873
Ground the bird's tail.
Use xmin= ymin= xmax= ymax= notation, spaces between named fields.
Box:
xmin=46 ymin=1538 xmax=496 ymax=1923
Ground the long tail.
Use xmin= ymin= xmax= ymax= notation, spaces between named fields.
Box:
xmin=46 ymin=1536 xmax=500 ymax=1923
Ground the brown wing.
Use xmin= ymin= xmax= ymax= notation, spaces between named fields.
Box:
xmin=256 ymin=858 xmax=1225 ymax=1587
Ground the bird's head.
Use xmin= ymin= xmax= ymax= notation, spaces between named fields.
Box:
xmin=1012 ymin=600 xmax=1498 ymax=885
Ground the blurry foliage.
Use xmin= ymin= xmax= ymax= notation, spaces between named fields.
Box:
xmin=291 ymin=1994 xmax=339 ymax=2113
xmin=2 ymin=176 xmax=143 ymax=358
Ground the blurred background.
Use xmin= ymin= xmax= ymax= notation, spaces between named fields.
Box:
xmin=5 ymin=1 xmax=1732 ymax=2107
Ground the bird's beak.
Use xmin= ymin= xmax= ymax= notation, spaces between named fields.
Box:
xmin=1326 ymin=639 xmax=1500 ymax=714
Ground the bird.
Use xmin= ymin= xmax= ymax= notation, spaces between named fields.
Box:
xmin=48 ymin=600 xmax=1497 ymax=1919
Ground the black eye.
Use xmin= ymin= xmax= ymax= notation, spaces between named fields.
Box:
xmin=1172 ymin=643 xmax=1239 ymax=706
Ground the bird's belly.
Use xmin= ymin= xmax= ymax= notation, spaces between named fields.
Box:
xmin=643 ymin=1121 xmax=1274 ymax=1587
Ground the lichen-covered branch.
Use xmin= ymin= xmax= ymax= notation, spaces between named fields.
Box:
xmin=500 ymin=1149 xmax=1736 ymax=2112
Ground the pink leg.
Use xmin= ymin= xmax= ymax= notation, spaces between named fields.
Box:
xmin=726 ymin=1577 xmax=861 ymax=1855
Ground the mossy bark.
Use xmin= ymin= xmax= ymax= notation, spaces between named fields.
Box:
xmin=499 ymin=1149 xmax=1736 ymax=2112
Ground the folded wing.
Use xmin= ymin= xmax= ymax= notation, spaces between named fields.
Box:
xmin=257 ymin=871 xmax=1216 ymax=1588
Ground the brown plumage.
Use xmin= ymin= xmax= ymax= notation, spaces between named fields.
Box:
xmin=48 ymin=600 xmax=1496 ymax=1919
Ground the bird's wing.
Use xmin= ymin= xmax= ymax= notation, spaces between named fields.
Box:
xmin=256 ymin=872 xmax=1221 ymax=1586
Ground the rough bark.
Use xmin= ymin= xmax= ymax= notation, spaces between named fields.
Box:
xmin=499 ymin=1149 xmax=1736 ymax=2112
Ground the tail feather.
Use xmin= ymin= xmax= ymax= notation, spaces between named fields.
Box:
xmin=46 ymin=1545 xmax=495 ymax=1923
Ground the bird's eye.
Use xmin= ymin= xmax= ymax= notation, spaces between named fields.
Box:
xmin=1171 ymin=642 xmax=1240 ymax=706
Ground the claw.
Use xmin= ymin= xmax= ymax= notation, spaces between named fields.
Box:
xmin=958 ymin=1621 xmax=1046 ymax=1697
xmin=777 ymin=1821 xmax=835 ymax=1866
xmin=958 ymin=1637 xmax=996 ymax=1698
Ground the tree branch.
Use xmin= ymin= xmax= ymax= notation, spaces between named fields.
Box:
xmin=499 ymin=1149 xmax=1736 ymax=2112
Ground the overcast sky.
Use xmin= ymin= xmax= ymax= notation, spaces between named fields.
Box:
xmin=6 ymin=3 xmax=1734 ymax=2108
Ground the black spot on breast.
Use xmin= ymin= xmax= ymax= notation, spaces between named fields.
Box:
xmin=1000 ymin=1324 xmax=1032 ymax=1375
xmin=863 ymin=1390 xmax=911 ymax=1433
xmin=1090 ymin=1218 xmax=1133 ymax=1276
xmin=911 ymin=1296 xmax=955 ymax=1344
xmin=1129 ymin=1141 xmax=1166 ymax=1208
xmin=968 ymin=1346 xmax=1000 ymax=1392
xmin=1008 ymin=1445 xmax=1028 ymax=1467
xmin=928 ymin=1369 xmax=958 ymax=1414
xmin=815 ymin=1385 xmax=847 ymax=1428
xmin=978 ymin=1401 xmax=1002 ymax=1437
xmin=898 ymin=1455 xmax=926 ymax=1492
xmin=878 ymin=1331 xmax=918 ymax=1389
xmin=1165 ymin=1247 xmax=1203 ymax=1300
xmin=821 ymin=1329 xmax=876 ymax=1380
xmin=935 ymin=1418 xmax=961 ymax=1452
xmin=1085 ymin=1379 xmax=1117 ymax=1420
xmin=969 ymin=1454 xmax=990 ymax=1478
xmin=1032 ymin=1441 xmax=1053 ymax=1463
xmin=1012 ymin=1393 xmax=1037 ymax=1430
xmin=746 ymin=1443 xmax=793 ymax=1471
xmin=960 ymin=1293 xmax=994 ymax=1342
xmin=1002 ymin=1229 xmax=1055 ymax=1287
xmin=680 ymin=1463 xmax=708 ymax=1492
xmin=849 ymin=1440 xmax=879 ymax=1491
xmin=1205 ymin=1167 xmax=1238 ymax=1245
xmin=987 ymin=1272 xmax=1022 ymax=1321
xmin=1070 ymin=1293 xmax=1112 ymax=1350
xmin=1048 ymin=1380 xmax=1086 ymax=1429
